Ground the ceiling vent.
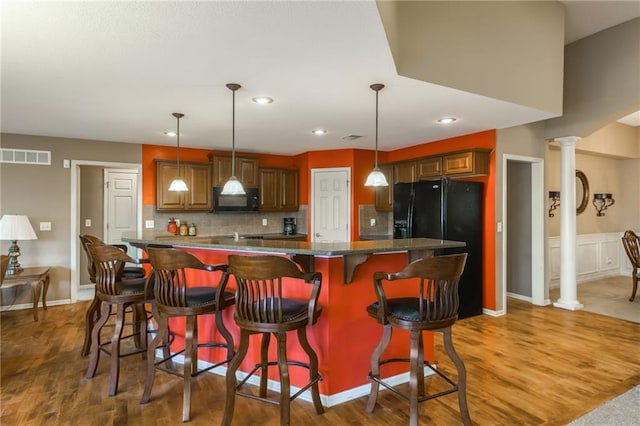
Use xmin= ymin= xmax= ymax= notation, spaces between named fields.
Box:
xmin=0 ymin=148 xmax=51 ymax=165
xmin=341 ymin=135 xmax=363 ymax=140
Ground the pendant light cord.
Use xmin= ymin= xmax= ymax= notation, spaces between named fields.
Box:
xmin=375 ymin=88 xmax=379 ymax=168
xmin=176 ymin=115 xmax=181 ymax=170
xmin=231 ymin=87 xmax=236 ymax=177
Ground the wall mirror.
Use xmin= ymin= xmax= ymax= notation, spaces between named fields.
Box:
xmin=576 ymin=169 xmax=589 ymax=215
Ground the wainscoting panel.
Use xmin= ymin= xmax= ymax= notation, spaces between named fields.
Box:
xmin=549 ymin=232 xmax=625 ymax=286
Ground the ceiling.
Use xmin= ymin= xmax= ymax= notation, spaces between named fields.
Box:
xmin=2 ymin=1 xmax=638 ymax=155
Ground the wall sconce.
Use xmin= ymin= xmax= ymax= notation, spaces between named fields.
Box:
xmin=593 ymin=193 xmax=615 ymax=216
xmin=548 ymin=191 xmax=560 ymax=217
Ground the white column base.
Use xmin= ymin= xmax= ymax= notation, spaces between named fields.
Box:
xmin=553 ymin=299 xmax=584 ymax=311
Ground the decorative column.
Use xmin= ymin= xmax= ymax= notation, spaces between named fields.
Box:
xmin=553 ymin=136 xmax=584 ymax=311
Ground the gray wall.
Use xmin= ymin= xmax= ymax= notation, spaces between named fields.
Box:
xmin=506 ymin=161 xmax=532 ymax=297
xmin=0 ymin=134 xmax=142 ymax=306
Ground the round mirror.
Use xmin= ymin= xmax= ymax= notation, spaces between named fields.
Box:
xmin=576 ymin=170 xmax=589 ymax=215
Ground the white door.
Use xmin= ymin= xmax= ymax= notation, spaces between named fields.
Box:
xmin=104 ymin=169 xmax=139 ymax=253
xmin=311 ymin=168 xmax=350 ymax=242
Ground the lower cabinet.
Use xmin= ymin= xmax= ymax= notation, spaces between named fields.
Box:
xmin=259 ymin=168 xmax=299 ymax=212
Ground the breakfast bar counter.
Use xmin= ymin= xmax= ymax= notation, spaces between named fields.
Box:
xmin=122 ymin=232 xmax=466 ymax=406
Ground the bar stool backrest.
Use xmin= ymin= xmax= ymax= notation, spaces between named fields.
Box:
xmin=88 ymin=244 xmax=134 ymax=296
xmin=228 ymin=255 xmax=322 ymax=326
xmin=373 ymin=253 xmax=467 ymax=328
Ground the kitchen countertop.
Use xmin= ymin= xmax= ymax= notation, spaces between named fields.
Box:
xmin=122 ymin=231 xmax=465 ymax=257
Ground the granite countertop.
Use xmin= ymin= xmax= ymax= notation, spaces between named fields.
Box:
xmin=359 ymin=234 xmax=393 ymax=241
xmin=122 ymin=231 xmax=465 ymax=257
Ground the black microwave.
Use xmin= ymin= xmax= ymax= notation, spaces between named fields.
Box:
xmin=212 ymin=186 xmax=259 ymax=213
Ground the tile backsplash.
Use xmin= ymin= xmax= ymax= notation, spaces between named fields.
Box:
xmin=359 ymin=205 xmax=392 ymax=237
xmin=147 ymin=205 xmax=308 ymax=237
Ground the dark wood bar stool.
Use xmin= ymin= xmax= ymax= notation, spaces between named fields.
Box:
xmin=365 ymin=254 xmax=471 ymax=426
xmin=79 ymin=234 xmax=147 ymax=356
xmin=222 ymin=255 xmax=324 ymax=426
xmin=141 ymin=247 xmax=235 ymax=423
xmin=85 ymin=243 xmax=151 ymax=396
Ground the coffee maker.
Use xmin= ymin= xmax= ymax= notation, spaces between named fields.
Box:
xmin=283 ymin=217 xmax=296 ymax=235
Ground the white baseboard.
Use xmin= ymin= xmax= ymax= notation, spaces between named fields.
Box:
xmin=506 ymin=292 xmax=532 ymax=303
xmin=482 ymin=308 xmax=505 ymax=317
xmin=160 ymin=352 xmax=436 ymax=407
xmin=0 ymin=298 xmax=72 ymax=312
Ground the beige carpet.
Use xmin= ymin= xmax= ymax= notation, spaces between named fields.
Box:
xmin=550 ymin=276 xmax=639 ymax=323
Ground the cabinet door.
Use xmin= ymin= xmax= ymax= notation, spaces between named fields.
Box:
xmin=417 ymin=157 xmax=442 ymax=179
xmin=280 ymin=168 xmax=299 ymax=211
xmin=156 ymin=161 xmax=185 ymax=210
xmin=184 ymin=163 xmax=212 ymax=210
xmin=259 ymin=168 xmax=279 ymax=211
xmin=375 ymin=164 xmax=393 ymax=212
xmin=212 ymin=155 xmax=259 ymax=187
xmin=394 ymin=161 xmax=416 ymax=183
xmin=237 ymin=157 xmax=259 ymax=187
xmin=443 ymin=150 xmax=490 ymax=176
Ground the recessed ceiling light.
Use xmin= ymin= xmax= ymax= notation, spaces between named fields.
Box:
xmin=311 ymin=129 xmax=327 ymax=135
xmin=252 ymin=97 xmax=274 ymax=105
xmin=164 ymin=131 xmax=177 ymax=136
xmin=438 ymin=117 xmax=457 ymax=124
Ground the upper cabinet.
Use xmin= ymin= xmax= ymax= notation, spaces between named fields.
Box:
xmin=393 ymin=161 xmax=416 ymax=183
xmin=442 ymin=150 xmax=490 ymax=176
xmin=374 ymin=164 xmax=393 ymax=212
xmin=210 ymin=155 xmax=259 ymax=188
xmin=156 ymin=160 xmax=212 ymax=211
xmin=416 ymin=157 xmax=442 ymax=179
xmin=259 ymin=167 xmax=299 ymax=212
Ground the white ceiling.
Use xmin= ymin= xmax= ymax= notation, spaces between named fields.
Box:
xmin=2 ymin=1 xmax=638 ymax=155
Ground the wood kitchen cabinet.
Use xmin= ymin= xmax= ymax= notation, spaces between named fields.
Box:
xmin=210 ymin=155 xmax=259 ymax=188
xmin=443 ymin=149 xmax=490 ymax=176
xmin=393 ymin=161 xmax=417 ymax=183
xmin=156 ymin=160 xmax=212 ymax=211
xmin=259 ymin=167 xmax=299 ymax=212
xmin=374 ymin=163 xmax=393 ymax=212
xmin=416 ymin=157 xmax=442 ymax=179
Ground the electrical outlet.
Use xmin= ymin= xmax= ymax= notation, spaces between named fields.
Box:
xmin=145 ymin=220 xmax=155 ymax=229
xmin=496 ymin=221 xmax=503 ymax=233
xmin=40 ymin=222 xmax=52 ymax=231
xmin=85 ymin=219 xmax=92 ymax=227
xmin=370 ymin=218 xmax=376 ymax=226
xmin=262 ymin=218 xmax=268 ymax=226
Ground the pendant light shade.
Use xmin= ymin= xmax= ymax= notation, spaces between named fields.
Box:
xmin=365 ymin=83 xmax=389 ymax=187
xmin=168 ymin=112 xmax=188 ymax=192
xmin=221 ymin=83 xmax=246 ymax=195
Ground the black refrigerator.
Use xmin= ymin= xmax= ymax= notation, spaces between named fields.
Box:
xmin=393 ymin=178 xmax=483 ymax=319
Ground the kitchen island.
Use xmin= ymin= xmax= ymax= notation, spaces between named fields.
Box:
xmin=123 ymin=232 xmax=466 ymax=406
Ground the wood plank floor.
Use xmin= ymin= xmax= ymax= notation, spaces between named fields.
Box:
xmin=1 ymin=298 xmax=638 ymax=425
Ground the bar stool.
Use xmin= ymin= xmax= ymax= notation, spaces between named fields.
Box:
xmin=85 ymin=243 xmax=151 ymax=396
xmin=79 ymin=234 xmax=147 ymax=356
xmin=222 ymin=255 xmax=324 ymax=426
xmin=365 ymin=254 xmax=471 ymax=426
xmin=141 ymin=247 xmax=235 ymax=423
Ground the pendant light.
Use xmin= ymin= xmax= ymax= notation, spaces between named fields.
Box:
xmin=168 ymin=112 xmax=189 ymax=192
xmin=364 ymin=83 xmax=389 ymax=187
xmin=221 ymin=83 xmax=246 ymax=195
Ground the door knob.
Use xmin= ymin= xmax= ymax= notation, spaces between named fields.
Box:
xmin=315 ymin=233 xmax=321 ymax=237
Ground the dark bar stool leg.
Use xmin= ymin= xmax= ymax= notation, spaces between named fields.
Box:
xmin=409 ymin=330 xmax=422 ymax=426
xmin=182 ymin=315 xmax=197 ymax=422
xmin=86 ymin=301 xmax=110 ymax=378
xmin=442 ymin=328 xmax=472 ymax=426
xmin=223 ymin=330 xmax=250 ymax=426
xmin=82 ymin=294 xmax=101 ymax=356
xmin=140 ymin=311 xmax=168 ymax=404
xmin=366 ymin=324 xmax=392 ymax=413
xmin=276 ymin=332 xmax=290 ymax=426
xmin=297 ymin=326 xmax=324 ymax=414
xmin=259 ymin=333 xmax=271 ymax=398
xmin=108 ymin=303 xmax=127 ymax=396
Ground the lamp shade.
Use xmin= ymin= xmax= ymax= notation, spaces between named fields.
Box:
xmin=221 ymin=176 xmax=246 ymax=195
xmin=364 ymin=168 xmax=389 ymax=187
xmin=168 ymin=178 xmax=188 ymax=192
xmin=0 ymin=215 xmax=37 ymax=241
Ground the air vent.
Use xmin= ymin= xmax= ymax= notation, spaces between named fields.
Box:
xmin=341 ymin=135 xmax=363 ymax=140
xmin=0 ymin=148 xmax=51 ymax=165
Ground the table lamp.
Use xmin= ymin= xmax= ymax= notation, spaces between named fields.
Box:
xmin=0 ymin=214 xmax=38 ymax=275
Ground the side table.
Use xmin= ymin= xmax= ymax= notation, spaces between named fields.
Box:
xmin=1 ymin=266 xmax=51 ymax=321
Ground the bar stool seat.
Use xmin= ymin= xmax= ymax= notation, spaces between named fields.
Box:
xmin=141 ymin=247 xmax=235 ymax=423
xmin=365 ymin=253 xmax=471 ymax=426
xmin=222 ymin=254 xmax=324 ymax=426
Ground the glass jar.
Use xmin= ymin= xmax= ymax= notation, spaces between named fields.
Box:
xmin=179 ymin=222 xmax=188 ymax=236
xmin=167 ymin=218 xmax=177 ymax=235
xmin=188 ymin=223 xmax=197 ymax=236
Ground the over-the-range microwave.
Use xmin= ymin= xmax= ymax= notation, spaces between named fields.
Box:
xmin=212 ymin=186 xmax=259 ymax=213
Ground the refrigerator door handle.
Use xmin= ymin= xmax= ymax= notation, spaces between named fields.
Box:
xmin=407 ymin=185 xmax=415 ymax=238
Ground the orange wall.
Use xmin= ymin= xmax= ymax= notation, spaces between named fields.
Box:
xmin=142 ymin=129 xmax=497 ymax=310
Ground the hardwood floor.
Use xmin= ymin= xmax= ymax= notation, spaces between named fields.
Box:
xmin=1 ymin=298 xmax=638 ymax=425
